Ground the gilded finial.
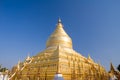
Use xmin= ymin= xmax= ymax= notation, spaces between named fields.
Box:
xmin=56 ymin=63 xmax=61 ymax=74
xmin=58 ymin=18 xmax=62 ymax=23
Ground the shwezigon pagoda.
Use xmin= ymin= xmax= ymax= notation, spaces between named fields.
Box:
xmin=9 ymin=19 xmax=109 ymax=80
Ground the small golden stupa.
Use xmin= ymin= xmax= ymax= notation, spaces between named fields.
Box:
xmin=10 ymin=19 xmax=109 ymax=80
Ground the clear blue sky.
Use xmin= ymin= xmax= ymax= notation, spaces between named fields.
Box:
xmin=0 ymin=0 xmax=120 ymax=71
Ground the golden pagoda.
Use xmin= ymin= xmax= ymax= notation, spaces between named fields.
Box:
xmin=10 ymin=19 xmax=109 ymax=80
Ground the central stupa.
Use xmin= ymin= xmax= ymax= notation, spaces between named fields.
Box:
xmin=10 ymin=19 xmax=108 ymax=80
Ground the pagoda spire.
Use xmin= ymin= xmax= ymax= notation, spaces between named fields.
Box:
xmin=46 ymin=19 xmax=72 ymax=49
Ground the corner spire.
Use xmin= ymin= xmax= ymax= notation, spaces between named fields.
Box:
xmin=17 ymin=60 xmax=21 ymax=70
xmin=26 ymin=53 xmax=31 ymax=61
xmin=110 ymin=62 xmax=115 ymax=71
xmin=88 ymin=54 xmax=93 ymax=61
xmin=27 ymin=53 xmax=30 ymax=58
xmin=88 ymin=54 xmax=91 ymax=59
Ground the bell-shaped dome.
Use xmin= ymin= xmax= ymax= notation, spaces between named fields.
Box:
xmin=46 ymin=19 xmax=73 ymax=49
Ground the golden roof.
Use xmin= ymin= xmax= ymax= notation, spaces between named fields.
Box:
xmin=46 ymin=18 xmax=72 ymax=49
